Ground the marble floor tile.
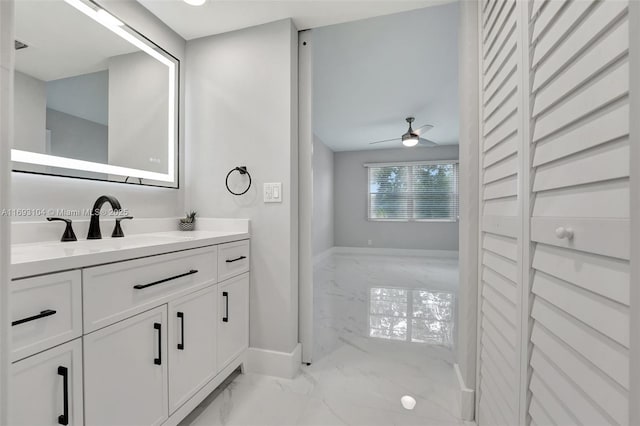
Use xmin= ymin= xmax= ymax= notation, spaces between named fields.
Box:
xmin=182 ymin=253 xmax=462 ymax=426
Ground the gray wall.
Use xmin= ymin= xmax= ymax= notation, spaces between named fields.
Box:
xmin=11 ymin=0 xmax=186 ymax=221
xmin=334 ymin=145 xmax=459 ymax=250
xmin=46 ymin=70 xmax=108 ymax=126
xmin=47 ymin=108 xmax=107 ymax=162
xmin=185 ymin=19 xmax=299 ymax=355
xmin=312 ymin=134 xmax=334 ymax=255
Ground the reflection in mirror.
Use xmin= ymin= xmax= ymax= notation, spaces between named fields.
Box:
xmin=12 ymin=0 xmax=179 ymax=187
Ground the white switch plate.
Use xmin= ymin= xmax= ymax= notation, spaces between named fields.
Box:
xmin=264 ymin=183 xmax=283 ymax=203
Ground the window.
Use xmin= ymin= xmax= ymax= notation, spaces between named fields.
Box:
xmin=366 ymin=161 xmax=459 ymax=221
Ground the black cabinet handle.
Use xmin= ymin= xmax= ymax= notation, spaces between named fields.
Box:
xmin=223 ymin=291 xmax=229 ymax=322
xmin=12 ymin=309 xmax=56 ymax=326
xmin=57 ymin=366 xmax=69 ymax=425
xmin=133 ymin=270 xmax=198 ymax=290
xmin=154 ymin=322 xmax=162 ymax=365
xmin=177 ymin=312 xmax=185 ymax=350
xmin=225 ymin=256 xmax=246 ymax=263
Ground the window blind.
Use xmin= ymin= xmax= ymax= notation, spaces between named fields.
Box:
xmin=367 ymin=161 xmax=459 ymax=221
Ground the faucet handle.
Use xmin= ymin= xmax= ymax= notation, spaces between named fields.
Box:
xmin=112 ymin=216 xmax=133 ymax=238
xmin=46 ymin=217 xmax=78 ymax=242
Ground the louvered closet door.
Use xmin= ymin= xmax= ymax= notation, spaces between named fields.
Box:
xmin=478 ymin=0 xmax=524 ymax=425
xmin=528 ymin=1 xmax=630 ymax=425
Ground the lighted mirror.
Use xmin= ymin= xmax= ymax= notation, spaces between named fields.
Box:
xmin=12 ymin=0 xmax=179 ymax=187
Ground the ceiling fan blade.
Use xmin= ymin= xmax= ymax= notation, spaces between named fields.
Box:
xmin=414 ymin=124 xmax=434 ymax=135
xmin=369 ymin=137 xmax=401 ymax=145
xmin=418 ymin=137 xmax=438 ymax=147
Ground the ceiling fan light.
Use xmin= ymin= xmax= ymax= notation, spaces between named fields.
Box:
xmin=184 ymin=0 xmax=206 ymax=6
xmin=402 ymin=132 xmax=419 ymax=147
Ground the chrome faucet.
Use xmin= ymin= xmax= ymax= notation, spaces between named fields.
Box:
xmin=87 ymin=195 xmax=123 ymax=240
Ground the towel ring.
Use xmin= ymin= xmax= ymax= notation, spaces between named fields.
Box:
xmin=225 ymin=166 xmax=252 ymax=196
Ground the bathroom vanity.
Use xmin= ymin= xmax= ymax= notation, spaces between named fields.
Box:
xmin=9 ymin=230 xmax=250 ymax=426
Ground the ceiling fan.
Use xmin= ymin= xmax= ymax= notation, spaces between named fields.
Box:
xmin=369 ymin=117 xmax=436 ymax=147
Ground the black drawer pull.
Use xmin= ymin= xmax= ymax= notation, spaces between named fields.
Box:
xmin=226 ymin=256 xmax=246 ymax=263
xmin=223 ymin=291 xmax=229 ymax=322
xmin=133 ymin=270 xmax=198 ymax=290
xmin=57 ymin=366 xmax=69 ymax=425
xmin=12 ymin=309 xmax=57 ymax=326
xmin=177 ymin=312 xmax=185 ymax=350
xmin=154 ymin=322 xmax=162 ymax=365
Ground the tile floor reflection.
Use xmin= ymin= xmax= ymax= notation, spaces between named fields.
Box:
xmin=314 ymin=253 xmax=459 ymax=362
xmin=369 ymin=287 xmax=455 ymax=346
xmin=181 ymin=253 xmax=463 ymax=426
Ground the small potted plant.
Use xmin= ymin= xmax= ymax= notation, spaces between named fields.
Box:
xmin=179 ymin=210 xmax=197 ymax=231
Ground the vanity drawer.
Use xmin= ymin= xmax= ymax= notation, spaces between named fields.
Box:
xmin=11 ymin=270 xmax=82 ymax=362
xmin=83 ymin=246 xmax=218 ymax=333
xmin=218 ymin=240 xmax=250 ymax=282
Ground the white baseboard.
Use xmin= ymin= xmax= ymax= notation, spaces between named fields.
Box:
xmin=313 ymin=247 xmax=336 ymax=266
xmin=454 ymin=363 xmax=475 ymax=421
xmin=333 ymin=246 xmax=459 ymax=258
xmin=245 ymin=343 xmax=302 ymax=379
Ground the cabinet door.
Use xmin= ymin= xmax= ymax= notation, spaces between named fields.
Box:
xmin=168 ymin=285 xmax=218 ymax=413
xmin=217 ymin=273 xmax=249 ymax=370
xmin=84 ymin=305 xmax=168 ymax=426
xmin=10 ymin=339 xmax=83 ymax=426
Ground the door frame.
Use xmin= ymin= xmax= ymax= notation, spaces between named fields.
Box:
xmin=0 ymin=0 xmax=14 ymax=422
xmin=298 ymin=29 xmax=314 ymax=365
xmin=629 ymin=1 xmax=639 ymax=424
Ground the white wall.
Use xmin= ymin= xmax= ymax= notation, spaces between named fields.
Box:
xmin=0 ymin=0 xmax=13 ymax=421
xmin=13 ymin=71 xmax=45 ymax=153
xmin=333 ymin=145 xmax=459 ymax=250
xmin=312 ymin=134 xmax=333 ymax=255
xmin=185 ymin=19 xmax=299 ymax=354
xmin=11 ymin=0 xmax=186 ymax=222
xmin=108 ymin=51 xmax=169 ymax=173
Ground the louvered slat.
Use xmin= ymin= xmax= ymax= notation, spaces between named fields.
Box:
xmin=477 ymin=0 xmax=522 ymax=422
xmin=527 ymin=2 xmax=630 ymax=423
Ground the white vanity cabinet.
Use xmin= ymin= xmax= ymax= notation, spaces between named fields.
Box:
xmin=10 ymin=339 xmax=83 ymax=426
xmin=168 ymin=285 xmax=218 ymax=413
xmin=84 ymin=305 xmax=169 ymax=426
xmin=9 ymin=270 xmax=84 ymax=426
xmin=9 ymin=237 xmax=250 ymax=426
xmin=218 ymin=273 xmax=250 ymax=371
xmin=10 ymin=270 xmax=82 ymax=362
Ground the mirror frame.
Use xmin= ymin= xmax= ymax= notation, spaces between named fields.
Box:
xmin=11 ymin=0 xmax=180 ymax=188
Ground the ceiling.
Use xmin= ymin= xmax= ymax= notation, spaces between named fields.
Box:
xmin=137 ymin=0 xmax=452 ymax=40
xmin=313 ymin=2 xmax=459 ymax=151
xmin=14 ymin=0 xmax=138 ymax=81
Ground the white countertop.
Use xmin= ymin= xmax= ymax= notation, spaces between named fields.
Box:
xmin=11 ymin=230 xmax=250 ymax=279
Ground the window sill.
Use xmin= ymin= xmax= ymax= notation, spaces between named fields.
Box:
xmin=367 ymin=218 xmax=459 ymax=223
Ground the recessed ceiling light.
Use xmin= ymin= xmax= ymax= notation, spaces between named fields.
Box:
xmin=400 ymin=395 xmax=416 ymax=410
xmin=184 ymin=0 xmax=206 ymax=6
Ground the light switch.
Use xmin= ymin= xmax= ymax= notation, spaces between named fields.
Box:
xmin=264 ymin=183 xmax=283 ymax=203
